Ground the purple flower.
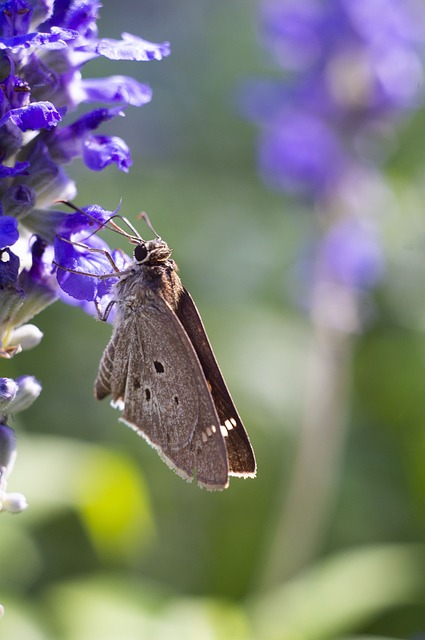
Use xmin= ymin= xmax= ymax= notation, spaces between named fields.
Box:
xmin=261 ymin=0 xmax=425 ymax=114
xmin=0 ymin=217 xmax=19 ymax=248
xmin=249 ymin=0 xmax=425 ymax=197
xmin=54 ymin=204 xmax=130 ymax=303
xmin=258 ymin=112 xmax=347 ymax=196
xmin=0 ymin=161 xmax=30 ymax=178
xmin=246 ymin=0 xmax=425 ymax=310
xmin=79 ymin=76 xmax=152 ymax=107
xmin=55 ymin=231 xmax=117 ymax=301
xmin=47 ymin=107 xmax=132 ymax=170
xmin=86 ymin=32 xmax=171 ymax=62
xmin=319 ymin=217 xmax=384 ymax=288
xmin=83 ymin=136 xmax=132 ymax=172
xmin=0 ymin=0 xmax=170 ymax=507
xmin=0 ymin=101 xmax=64 ymax=131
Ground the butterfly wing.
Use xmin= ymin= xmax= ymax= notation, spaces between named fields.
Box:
xmin=176 ymin=288 xmax=256 ymax=478
xmin=95 ymin=288 xmax=230 ymax=490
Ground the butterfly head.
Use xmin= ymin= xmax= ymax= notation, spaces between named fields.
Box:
xmin=133 ymin=238 xmax=172 ymax=264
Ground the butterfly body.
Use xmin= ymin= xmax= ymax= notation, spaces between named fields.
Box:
xmin=94 ymin=238 xmax=256 ymax=490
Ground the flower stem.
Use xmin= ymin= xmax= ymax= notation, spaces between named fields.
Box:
xmin=258 ymin=278 xmax=356 ymax=589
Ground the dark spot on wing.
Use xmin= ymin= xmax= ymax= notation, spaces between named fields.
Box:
xmin=154 ymin=361 xmax=164 ymax=373
xmin=145 ymin=388 xmax=151 ymax=401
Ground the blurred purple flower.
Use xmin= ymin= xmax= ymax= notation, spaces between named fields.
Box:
xmin=246 ymin=0 xmax=425 ymax=304
xmin=258 ymin=112 xmax=347 ymax=196
xmin=248 ymin=0 xmax=425 ymax=199
xmin=260 ymin=0 xmax=425 ymax=113
xmin=319 ymin=217 xmax=384 ymax=288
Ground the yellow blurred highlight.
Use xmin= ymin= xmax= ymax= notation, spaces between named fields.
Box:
xmin=74 ymin=450 xmax=154 ymax=562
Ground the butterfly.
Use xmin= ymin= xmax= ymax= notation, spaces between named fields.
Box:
xmin=57 ymin=210 xmax=256 ymax=490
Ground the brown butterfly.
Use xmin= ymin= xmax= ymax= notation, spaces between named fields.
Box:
xmin=58 ymin=211 xmax=256 ymax=490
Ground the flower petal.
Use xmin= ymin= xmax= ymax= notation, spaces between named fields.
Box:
xmin=80 ymin=76 xmax=152 ymax=107
xmin=0 ymin=26 xmax=78 ymax=50
xmin=83 ymin=32 xmax=171 ymax=61
xmin=0 ymin=217 xmax=19 ymax=249
xmin=0 ymin=101 xmax=63 ymax=131
xmin=0 ymin=161 xmax=30 ymax=178
xmin=83 ymin=135 xmax=132 ymax=172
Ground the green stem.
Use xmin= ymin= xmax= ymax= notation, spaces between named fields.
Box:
xmin=258 ymin=280 xmax=357 ymax=588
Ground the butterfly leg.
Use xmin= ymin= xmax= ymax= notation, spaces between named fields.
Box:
xmin=55 ymin=236 xmax=122 ymax=273
xmin=95 ymin=299 xmax=116 ymax=322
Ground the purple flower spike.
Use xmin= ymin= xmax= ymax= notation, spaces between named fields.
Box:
xmin=0 ymin=0 xmax=171 ymax=512
xmin=250 ymin=0 xmax=425 ymax=199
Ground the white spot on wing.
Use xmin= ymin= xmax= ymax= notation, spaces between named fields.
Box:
xmin=201 ymin=432 xmax=208 ymax=443
xmin=111 ymin=398 xmax=125 ymax=411
xmin=220 ymin=425 xmax=228 ymax=437
xmin=230 ymin=418 xmax=237 ymax=427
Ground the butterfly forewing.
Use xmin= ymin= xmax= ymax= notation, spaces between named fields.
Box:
xmin=176 ymin=288 xmax=256 ymax=477
xmin=95 ymin=288 xmax=230 ymax=489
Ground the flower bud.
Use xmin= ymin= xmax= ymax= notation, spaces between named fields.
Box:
xmin=8 ymin=324 xmax=43 ymax=351
xmin=0 ymin=379 xmax=18 ymax=412
xmin=0 ymin=424 xmax=17 ymax=474
xmin=2 ymin=492 xmax=28 ymax=513
xmin=7 ymin=376 xmax=42 ymax=413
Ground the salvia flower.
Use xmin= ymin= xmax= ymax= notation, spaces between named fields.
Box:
xmin=249 ymin=0 xmax=425 ymax=199
xmin=246 ymin=0 xmax=425 ymax=303
xmin=0 ymin=0 xmax=170 ymax=513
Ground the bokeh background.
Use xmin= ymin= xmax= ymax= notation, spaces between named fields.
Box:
xmin=3 ymin=0 xmax=425 ymax=638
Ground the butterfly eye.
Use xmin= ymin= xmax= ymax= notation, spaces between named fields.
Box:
xmin=134 ymin=243 xmax=148 ymax=262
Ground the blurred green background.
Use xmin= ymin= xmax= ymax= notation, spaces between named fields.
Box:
xmin=4 ymin=0 xmax=425 ymax=638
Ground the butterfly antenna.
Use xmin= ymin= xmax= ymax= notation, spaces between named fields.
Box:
xmin=56 ymin=200 xmax=142 ymax=243
xmin=138 ymin=211 xmax=161 ymax=239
